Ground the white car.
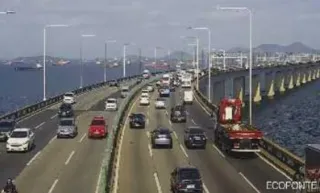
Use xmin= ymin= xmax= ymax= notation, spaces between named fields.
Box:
xmin=140 ymin=94 xmax=150 ymax=106
xmin=6 ymin=128 xmax=35 ymax=152
xmin=146 ymin=85 xmax=154 ymax=92
xmin=105 ymin=98 xmax=118 ymax=111
xmin=155 ymin=98 xmax=165 ymax=109
xmin=63 ymin=92 xmax=75 ymax=104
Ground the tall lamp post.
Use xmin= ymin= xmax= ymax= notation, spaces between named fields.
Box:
xmin=0 ymin=10 xmax=16 ymax=15
xmin=188 ymin=43 xmax=196 ymax=68
xmin=43 ymin=24 xmax=68 ymax=101
xmin=80 ymin=34 xmax=96 ymax=88
xmin=181 ymin=36 xmax=199 ymax=89
xmin=217 ymin=5 xmax=253 ymax=125
xmin=104 ymin=40 xmax=116 ymax=82
xmin=123 ymin=43 xmax=134 ymax=77
xmin=187 ymin=27 xmax=212 ymax=102
xmin=154 ymin=46 xmax=163 ymax=65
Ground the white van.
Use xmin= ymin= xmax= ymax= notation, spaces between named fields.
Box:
xmin=183 ymin=90 xmax=193 ymax=104
xmin=121 ymin=86 xmax=129 ymax=98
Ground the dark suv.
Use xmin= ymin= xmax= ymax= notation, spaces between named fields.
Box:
xmin=58 ymin=103 xmax=74 ymax=118
xmin=170 ymin=167 xmax=203 ymax=193
xmin=170 ymin=105 xmax=187 ymax=123
xmin=0 ymin=119 xmax=16 ymax=142
xmin=129 ymin=113 xmax=146 ymax=128
xmin=184 ymin=127 xmax=207 ymax=149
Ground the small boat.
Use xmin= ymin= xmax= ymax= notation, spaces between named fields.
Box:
xmin=14 ymin=63 xmax=43 ymax=71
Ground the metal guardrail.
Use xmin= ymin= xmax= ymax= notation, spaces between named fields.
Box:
xmin=0 ymin=71 xmax=166 ymax=122
xmin=193 ymin=65 xmax=320 ymax=179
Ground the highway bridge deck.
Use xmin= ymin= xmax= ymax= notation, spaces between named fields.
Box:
xmin=116 ymin=84 xmax=293 ymax=193
xmin=0 ymin=81 xmax=134 ymax=193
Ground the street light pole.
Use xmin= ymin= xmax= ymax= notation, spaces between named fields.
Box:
xmin=219 ymin=49 xmax=226 ymax=70
xmin=80 ymin=34 xmax=96 ymax=88
xmin=43 ymin=24 xmax=68 ymax=101
xmin=217 ymin=5 xmax=253 ymax=125
xmin=187 ymin=27 xmax=212 ymax=102
xmin=123 ymin=44 xmax=127 ymax=77
xmin=104 ymin=40 xmax=116 ymax=82
xmin=196 ymin=38 xmax=199 ymax=89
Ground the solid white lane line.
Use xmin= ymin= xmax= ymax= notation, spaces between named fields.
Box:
xmin=50 ymin=114 xmax=58 ymax=119
xmin=148 ymin=144 xmax=153 ymax=157
xmin=194 ymin=95 xmax=211 ymax=116
xmin=48 ymin=136 xmax=56 ymax=144
xmin=48 ymin=179 xmax=59 ymax=193
xmin=79 ymin=133 xmax=87 ymax=143
xmin=191 ymin=119 xmax=196 ymax=125
xmin=35 ymin=122 xmax=45 ymax=129
xmin=179 ymin=144 xmax=189 ymax=158
xmin=239 ymin=172 xmax=261 ymax=193
xmin=153 ymin=172 xmax=163 ymax=193
xmin=255 ymin=153 xmax=292 ymax=180
xmin=173 ymin=131 xmax=178 ymax=139
xmin=95 ymin=164 xmax=103 ymax=193
xmin=26 ymin=151 xmax=41 ymax=166
xmin=203 ymin=183 xmax=210 ymax=193
xmin=212 ymin=144 xmax=225 ymax=158
xmin=65 ymin=150 xmax=75 ymax=165
xmin=165 ymin=110 xmax=168 ymax=116
xmin=169 ymin=120 xmax=172 ymax=125
xmin=113 ymin=97 xmax=139 ymax=193
xmin=146 ymin=119 xmax=149 ymax=125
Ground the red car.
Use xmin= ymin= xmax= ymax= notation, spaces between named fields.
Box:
xmin=88 ymin=116 xmax=107 ymax=138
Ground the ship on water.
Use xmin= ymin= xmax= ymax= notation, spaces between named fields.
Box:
xmin=52 ymin=59 xmax=70 ymax=66
xmin=14 ymin=63 xmax=43 ymax=71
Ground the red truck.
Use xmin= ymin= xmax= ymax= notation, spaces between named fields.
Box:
xmin=214 ymin=98 xmax=263 ymax=154
xmin=88 ymin=116 xmax=107 ymax=138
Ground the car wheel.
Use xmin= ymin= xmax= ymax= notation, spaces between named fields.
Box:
xmin=169 ymin=143 xmax=173 ymax=149
xmin=152 ymin=143 xmax=156 ymax=149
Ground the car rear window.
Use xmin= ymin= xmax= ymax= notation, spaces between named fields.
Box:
xmin=91 ymin=120 xmax=105 ymax=125
xmin=64 ymin=93 xmax=74 ymax=97
xmin=179 ymin=169 xmax=200 ymax=180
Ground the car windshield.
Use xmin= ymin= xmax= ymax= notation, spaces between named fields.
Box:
xmin=189 ymin=128 xmax=204 ymax=135
xmin=180 ymin=169 xmax=201 ymax=180
xmin=0 ymin=121 xmax=14 ymax=132
xmin=10 ymin=131 xmax=28 ymax=138
xmin=60 ymin=120 xmax=74 ymax=126
xmin=64 ymin=93 xmax=74 ymax=97
xmin=91 ymin=120 xmax=105 ymax=125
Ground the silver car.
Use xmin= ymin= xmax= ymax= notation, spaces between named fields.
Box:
xmin=151 ymin=127 xmax=173 ymax=148
xmin=57 ymin=117 xmax=78 ymax=138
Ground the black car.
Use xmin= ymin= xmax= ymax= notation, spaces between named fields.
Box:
xmin=58 ymin=103 xmax=74 ymax=118
xmin=170 ymin=167 xmax=203 ymax=193
xmin=184 ymin=127 xmax=207 ymax=149
xmin=109 ymin=79 xmax=119 ymax=87
xmin=170 ymin=105 xmax=187 ymax=123
xmin=129 ymin=113 xmax=146 ymax=128
xmin=0 ymin=119 xmax=15 ymax=142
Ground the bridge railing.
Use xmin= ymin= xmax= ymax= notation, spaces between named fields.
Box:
xmin=193 ymin=66 xmax=311 ymax=179
xmin=0 ymin=71 xmax=166 ymax=122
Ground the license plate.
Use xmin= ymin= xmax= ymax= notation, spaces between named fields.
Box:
xmin=187 ymin=184 xmax=195 ymax=189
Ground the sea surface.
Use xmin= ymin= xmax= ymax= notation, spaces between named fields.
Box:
xmin=200 ymin=76 xmax=320 ymax=158
xmin=0 ymin=64 xmax=142 ymax=115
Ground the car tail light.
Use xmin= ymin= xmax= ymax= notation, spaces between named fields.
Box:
xmin=233 ymin=143 xmax=240 ymax=148
xmin=176 ymin=183 xmax=183 ymax=189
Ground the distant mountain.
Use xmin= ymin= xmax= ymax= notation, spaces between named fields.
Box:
xmin=228 ymin=42 xmax=319 ymax=53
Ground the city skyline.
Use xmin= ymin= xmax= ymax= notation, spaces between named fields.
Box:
xmin=1 ymin=0 xmax=320 ymax=58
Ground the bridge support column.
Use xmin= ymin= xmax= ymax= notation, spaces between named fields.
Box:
xmin=265 ymin=72 xmax=275 ymax=99
xmin=279 ymin=73 xmax=286 ymax=93
xmin=316 ymin=69 xmax=320 ymax=78
xmin=233 ymin=76 xmax=245 ymax=102
xmin=301 ymin=71 xmax=307 ymax=84
xmin=312 ymin=69 xmax=316 ymax=80
xmin=252 ymin=75 xmax=261 ymax=103
xmin=295 ymin=71 xmax=301 ymax=87
xmin=288 ymin=73 xmax=294 ymax=90
xmin=307 ymin=70 xmax=312 ymax=82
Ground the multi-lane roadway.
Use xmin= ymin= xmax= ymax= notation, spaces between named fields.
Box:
xmin=115 ymin=85 xmax=293 ymax=193
xmin=0 ymin=80 xmax=135 ymax=193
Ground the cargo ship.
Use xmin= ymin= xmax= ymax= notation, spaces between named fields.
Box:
xmin=52 ymin=60 xmax=70 ymax=66
xmin=14 ymin=63 xmax=43 ymax=71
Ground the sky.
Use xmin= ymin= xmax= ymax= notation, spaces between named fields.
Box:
xmin=0 ymin=0 xmax=319 ymax=59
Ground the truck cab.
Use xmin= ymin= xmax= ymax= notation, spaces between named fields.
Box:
xmin=214 ymin=98 xmax=263 ymax=154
